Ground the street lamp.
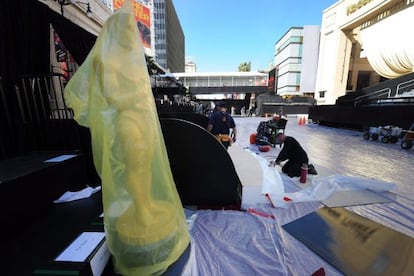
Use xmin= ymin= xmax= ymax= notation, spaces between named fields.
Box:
xmin=76 ymin=1 xmax=93 ymax=17
xmin=53 ymin=0 xmax=92 ymax=17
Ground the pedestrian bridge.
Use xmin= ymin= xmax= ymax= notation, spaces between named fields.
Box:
xmin=164 ymin=72 xmax=268 ymax=95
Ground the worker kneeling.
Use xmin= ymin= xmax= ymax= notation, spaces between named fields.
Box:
xmin=207 ymin=102 xmax=237 ymax=149
xmin=274 ymin=133 xmax=317 ymax=177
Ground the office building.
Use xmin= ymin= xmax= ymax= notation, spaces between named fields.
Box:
xmin=153 ymin=0 xmax=185 ymax=72
xmin=273 ymin=26 xmax=320 ymax=97
xmin=185 ymin=57 xmax=197 ymax=73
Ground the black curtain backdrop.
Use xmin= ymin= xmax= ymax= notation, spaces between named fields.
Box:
xmin=0 ymin=0 xmax=96 ymax=159
xmin=0 ymin=0 xmax=50 ymax=158
xmin=0 ymin=0 xmax=50 ymax=103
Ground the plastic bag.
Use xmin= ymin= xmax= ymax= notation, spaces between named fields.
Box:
xmin=64 ymin=2 xmax=190 ymax=275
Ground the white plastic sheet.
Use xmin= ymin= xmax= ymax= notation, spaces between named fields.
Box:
xmin=270 ymin=174 xmax=397 ymax=206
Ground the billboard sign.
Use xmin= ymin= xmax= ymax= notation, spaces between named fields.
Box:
xmin=113 ymin=0 xmax=151 ymax=48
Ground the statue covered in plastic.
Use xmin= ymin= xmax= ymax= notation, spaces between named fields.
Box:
xmin=63 ymin=2 xmax=190 ymax=275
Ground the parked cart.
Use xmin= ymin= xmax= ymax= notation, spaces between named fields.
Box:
xmin=255 ymin=116 xmax=288 ymax=147
xmin=401 ymin=123 xmax=414 ymax=150
xmin=363 ymin=125 xmax=402 ymax=144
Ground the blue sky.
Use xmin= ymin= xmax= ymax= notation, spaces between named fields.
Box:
xmin=172 ymin=0 xmax=338 ymax=72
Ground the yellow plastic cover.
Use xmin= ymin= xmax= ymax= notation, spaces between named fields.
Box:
xmin=63 ymin=2 xmax=190 ymax=275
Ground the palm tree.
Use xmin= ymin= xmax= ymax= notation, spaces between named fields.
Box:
xmin=238 ymin=61 xmax=251 ymax=72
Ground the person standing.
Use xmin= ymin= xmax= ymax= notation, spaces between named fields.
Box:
xmin=274 ymin=133 xmax=317 ymax=177
xmin=207 ymin=102 xmax=237 ymax=149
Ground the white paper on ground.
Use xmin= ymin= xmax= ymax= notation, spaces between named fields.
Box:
xmin=53 ymin=186 xmax=101 ymax=203
xmin=270 ymin=174 xmax=396 ymax=207
xmin=322 ymin=189 xmax=390 ymax=207
xmin=44 ymin=154 xmax=78 ymax=162
xmin=55 ymin=232 xmax=106 ymax=262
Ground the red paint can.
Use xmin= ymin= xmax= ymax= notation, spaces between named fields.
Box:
xmin=250 ymin=133 xmax=257 ymax=144
xmin=300 ymin=163 xmax=308 ymax=183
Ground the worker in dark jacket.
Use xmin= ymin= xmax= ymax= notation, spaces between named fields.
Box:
xmin=207 ymin=102 xmax=237 ymax=149
xmin=275 ymin=133 xmax=316 ymax=177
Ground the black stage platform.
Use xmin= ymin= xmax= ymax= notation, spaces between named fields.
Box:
xmin=309 ymin=104 xmax=414 ymax=130
xmin=1 ymin=150 xmax=196 ymax=275
xmin=2 ymin=191 xmax=104 ymax=275
xmin=0 ymin=151 xmax=89 ymax=237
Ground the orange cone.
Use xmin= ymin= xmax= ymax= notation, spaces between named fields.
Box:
xmin=298 ymin=116 xmax=303 ymax=125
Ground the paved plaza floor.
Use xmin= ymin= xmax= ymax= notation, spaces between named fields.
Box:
xmin=183 ymin=115 xmax=414 ymax=275
xmin=233 ymin=115 xmax=414 ymax=197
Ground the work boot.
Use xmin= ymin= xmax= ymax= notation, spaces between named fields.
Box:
xmin=308 ymin=164 xmax=318 ymax=175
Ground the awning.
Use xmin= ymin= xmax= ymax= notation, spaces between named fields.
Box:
xmin=360 ymin=7 xmax=414 ymax=78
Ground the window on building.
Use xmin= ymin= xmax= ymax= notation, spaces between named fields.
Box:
xmin=319 ymin=91 xmax=326 ymax=98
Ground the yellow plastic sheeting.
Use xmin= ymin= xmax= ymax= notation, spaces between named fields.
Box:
xmin=63 ymin=2 xmax=190 ymax=275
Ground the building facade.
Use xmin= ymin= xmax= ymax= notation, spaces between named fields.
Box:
xmin=185 ymin=61 xmax=197 ymax=73
xmin=55 ymin=0 xmax=185 ymax=73
xmin=153 ymin=0 xmax=185 ymax=72
xmin=41 ymin=0 xmax=112 ymax=35
xmin=315 ymin=0 xmax=414 ymax=105
xmin=273 ymin=26 xmax=320 ymax=97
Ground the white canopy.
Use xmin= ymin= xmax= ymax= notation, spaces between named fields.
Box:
xmin=360 ymin=7 xmax=414 ymax=78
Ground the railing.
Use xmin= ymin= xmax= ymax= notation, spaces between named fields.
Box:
xmin=14 ymin=73 xmax=74 ymax=123
xmin=172 ymin=72 xmax=268 ymax=89
xmin=396 ymin=78 xmax=414 ymax=97
xmin=353 ymin=75 xmax=414 ymax=106
xmin=354 ymin=87 xmax=391 ymax=106
xmin=368 ymin=96 xmax=414 ymax=106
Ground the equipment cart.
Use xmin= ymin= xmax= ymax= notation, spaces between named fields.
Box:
xmin=255 ymin=117 xmax=288 ymax=147
xmin=363 ymin=125 xmax=402 ymax=144
xmin=401 ymin=123 xmax=414 ymax=150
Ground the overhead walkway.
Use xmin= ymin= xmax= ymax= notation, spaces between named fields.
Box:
xmin=168 ymin=72 xmax=268 ymax=95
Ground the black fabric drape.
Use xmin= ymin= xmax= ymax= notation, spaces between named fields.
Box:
xmin=0 ymin=0 xmax=50 ymax=94
xmin=0 ymin=0 xmax=97 ymax=160
xmin=48 ymin=10 xmax=97 ymax=65
xmin=0 ymin=0 xmax=50 ymax=158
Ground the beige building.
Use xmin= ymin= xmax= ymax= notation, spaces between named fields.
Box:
xmin=315 ymin=0 xmax=414 ymax=105
xmin=40 ymin=0 xmax=112 ymax=36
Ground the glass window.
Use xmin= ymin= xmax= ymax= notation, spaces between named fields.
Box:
xmin=319 ymin=91 xmax=326 ymax=98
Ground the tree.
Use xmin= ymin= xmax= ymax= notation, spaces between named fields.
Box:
xmin=238 ymin=61 xmax=251 ymax=72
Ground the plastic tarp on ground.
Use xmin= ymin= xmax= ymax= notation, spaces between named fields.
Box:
xmin=182 ymin=177 xmax=413 ymax=275
xmin=179 ymin=117 xmax=414 ymax=275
